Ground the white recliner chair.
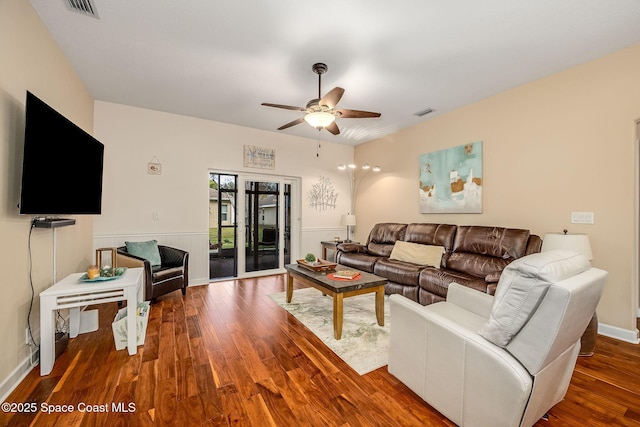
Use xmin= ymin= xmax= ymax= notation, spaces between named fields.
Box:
xmin=388 ymin=250 xmax=607 ymax=427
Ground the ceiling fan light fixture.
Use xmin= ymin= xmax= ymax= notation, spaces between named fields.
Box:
xmin=262 ymin=63 xmax=380 ymax=135
xmin=304 ymin=111 xmax=335 ymax=129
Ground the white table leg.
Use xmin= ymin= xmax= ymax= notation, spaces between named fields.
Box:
xmin=126 ymin=288 xmax=137 ymax=355
xmin=68 ymin=306 xmax=81 ymax=338
xmin=39 ymin=298 xmax=55 ymax=376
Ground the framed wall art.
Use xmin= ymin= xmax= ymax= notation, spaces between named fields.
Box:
xmin=243 ymin=145 xmax=275 ymax=170
xmin=419 ymin=141 xmax=483 ymax=213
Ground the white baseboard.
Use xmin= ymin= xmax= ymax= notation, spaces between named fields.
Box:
xmin=0 ymin=349 xmax=39 ymax=402
xmin=598 ymin=322 xmax=640 ymax=344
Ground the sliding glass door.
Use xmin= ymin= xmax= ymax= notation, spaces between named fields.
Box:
xmin=209 ymin=173 xmax=238 ymax=280
xmin=245 ymin=180 xmax=279 ymax=272
xmin=210 ymin=171 xmax=295 ymax=280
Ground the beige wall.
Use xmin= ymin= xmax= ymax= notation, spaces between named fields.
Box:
xmin=0 ymin=0 xmax=95 ymax=391
xmin=92 ymin=101 xmax=356 ymax=282
xmin=354 ymin=43 xmax=640 ymax=335
xmin=93 ymin=101 xmax=355 ymax=235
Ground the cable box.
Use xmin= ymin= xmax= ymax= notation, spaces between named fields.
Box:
xmin=33 ymin=218 xmax=76 ymax=228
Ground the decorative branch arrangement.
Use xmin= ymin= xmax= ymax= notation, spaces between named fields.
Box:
xmin=308 ymin=176 xmax=338 ymax=211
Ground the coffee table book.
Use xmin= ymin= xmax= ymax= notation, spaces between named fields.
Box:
xmin=333 ymin=270 xmax=360 ymax=279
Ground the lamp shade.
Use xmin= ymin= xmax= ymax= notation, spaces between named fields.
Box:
xmin=541 ymin=232 xmax=593 ymax=260
xmin=340 ymin=214 xmax=356 ymax=226
xmin=304 ymin=111 xmax=335 ymax=128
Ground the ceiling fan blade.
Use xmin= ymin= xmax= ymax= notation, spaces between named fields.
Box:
xmin=277 ymin=117 xmax=305 ymax=130
xmin=325 ymin=121 xmax=340 ymax=135
xmin=336 ymin=109 xmax=381 ymax=119
xmin=262 ymin=103 xmax=306 ymax=111
xmin=319 ymin=87 xmax=345 ymax=109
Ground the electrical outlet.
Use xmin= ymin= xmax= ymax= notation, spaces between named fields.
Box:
xmin=152 ymin=212 xmax=159 ymax=220
xmin=25 ymin=327 xmax=30 ymax=345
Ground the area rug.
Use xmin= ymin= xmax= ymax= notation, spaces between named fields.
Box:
xmin=269 ymin=287 xmax=390 ymax=375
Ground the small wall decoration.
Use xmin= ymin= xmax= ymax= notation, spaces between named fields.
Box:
xmin=419 ymin=141 xmax=483 ymax=213
xmin=308 ymin=176 xmax=338 ymax=211
xmin=244 ymin=145 xmax=275 ymax=169
xmin=147 ymin=156 xmax=162 ymax=175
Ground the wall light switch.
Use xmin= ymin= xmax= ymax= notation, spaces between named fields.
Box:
xmin=571 ymin=211 xmax=594 ymax=224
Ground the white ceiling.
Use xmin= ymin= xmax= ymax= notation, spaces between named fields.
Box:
xmin=29 ymin=0 xmax=640 ymax=145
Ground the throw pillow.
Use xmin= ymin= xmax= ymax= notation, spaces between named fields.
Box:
xmin=479 ymin=250 xmax=591 ymax=347
xmin=389 ymin=241 xmax=444 ymax=267
xmin=125 ymin=240 xmax=162 ymax=267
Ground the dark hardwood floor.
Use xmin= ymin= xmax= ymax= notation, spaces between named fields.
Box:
xmin=2 ymin=275 xmax=639 ymax=426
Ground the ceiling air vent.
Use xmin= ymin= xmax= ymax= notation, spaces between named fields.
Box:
xmin=414 ymin=108 xmax=436 ymax=117
xmin=65 ymin=0 xmax=99 ymax=18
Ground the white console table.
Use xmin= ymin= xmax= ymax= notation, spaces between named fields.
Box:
xmin=39 ymin=267 xmax=143 ymax=376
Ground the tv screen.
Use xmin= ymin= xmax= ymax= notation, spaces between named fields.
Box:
xmin=19 ymin=91 xmax=104 ymax=215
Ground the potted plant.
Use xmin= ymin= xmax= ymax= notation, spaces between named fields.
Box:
xmin=305 ymin=253 xmax=319 ymax=266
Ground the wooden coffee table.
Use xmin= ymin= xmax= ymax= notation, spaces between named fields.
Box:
xmin=285 ymin=263 xmax=387 ymax=339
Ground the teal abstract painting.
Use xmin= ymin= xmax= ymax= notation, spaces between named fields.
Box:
xmin=419 ymin=141 xmax=483 ymax=213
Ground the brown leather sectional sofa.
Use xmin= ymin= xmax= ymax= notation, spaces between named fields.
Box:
xmin=336 ymin=223 xmax=542 ymax=305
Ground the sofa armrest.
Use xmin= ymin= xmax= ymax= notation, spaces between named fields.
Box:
xmin=446 ymin=282 xmax=494 ymax=319
xmin=336 ymin=242 xmax=367 ymax=253
xmin=388 ymin=294 xmax=532 ymax=427
xmin=116 ymin=249 xmax=153 ymax=300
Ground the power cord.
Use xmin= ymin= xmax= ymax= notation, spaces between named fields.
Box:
xmin=27 ymin=218 xmax=70 ymax=367
xmin=26 ymin=219 xmax=40 ymax=361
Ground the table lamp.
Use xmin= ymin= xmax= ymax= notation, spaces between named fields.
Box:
xmin=341 ymin=214 xmax=356 ymax=242
xmin=541 ymin=229 xmax=597 ymax=356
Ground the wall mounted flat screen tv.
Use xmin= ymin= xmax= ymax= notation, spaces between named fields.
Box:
xmin=19 ymin=91 xmax=104 ymax=215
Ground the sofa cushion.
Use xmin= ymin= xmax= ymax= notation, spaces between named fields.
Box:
xmin=390 ymin=241 xmax=444 ymax=267
xmin=336 ymin=252 xmax=379 ymax=273
xmin=480 ymin=250 xmax=591 ymax=347
xmin=419 ymin=267 xmax=489 ymax=298
xmin=152 ymin=265 xmax=184 ymax=283
xmin=387 ymin=282 xmax=420 ymax=301
xmin=404 ymin=223 xmax=457 ymax=247
xmin=366 ymin=223 xmax=407 ymax=257
xmin=374 ymin=258 xmax=424 ymax=287
xmin=125 ymin=240 xmax=161 ymax=267
xmin=446 ymin=226 xmax=531 ymax=278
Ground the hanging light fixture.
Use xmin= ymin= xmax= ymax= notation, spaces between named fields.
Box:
xmin=304 ymin=111 xmax=336 ymax=129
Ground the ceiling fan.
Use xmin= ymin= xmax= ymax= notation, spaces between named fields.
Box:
xmin=261 ymin=63 xmax=381 ymax=135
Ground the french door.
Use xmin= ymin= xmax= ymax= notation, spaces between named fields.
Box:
xmin=209 ymin=173 xmax=238 ymax=279
xmin=209 ymin=171 xmax=296 ymax=280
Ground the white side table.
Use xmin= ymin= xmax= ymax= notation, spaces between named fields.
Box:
xmin=39 ymin=267 xmax=143 ymax=376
